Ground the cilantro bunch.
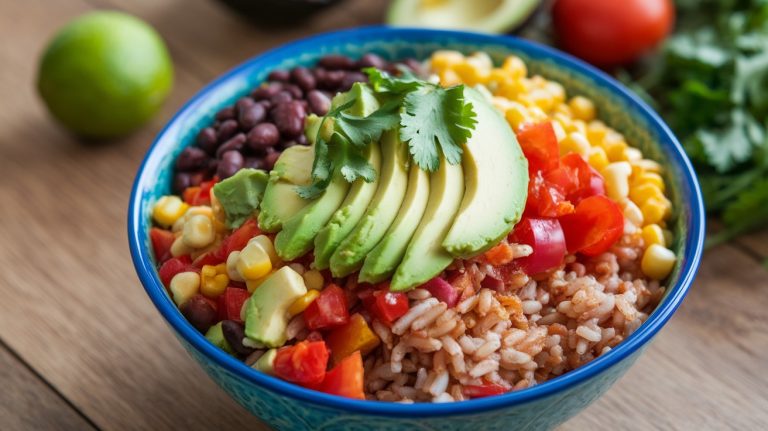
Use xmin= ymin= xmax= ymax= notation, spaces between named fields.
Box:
xmin=628 ymin=0 xmax=768 ymax=244
xmin=298 ymin=69 xmax=477 ymax=199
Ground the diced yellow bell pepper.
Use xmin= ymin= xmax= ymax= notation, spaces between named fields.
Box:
xmin=325 ymin=313 xmax=380 ymax=365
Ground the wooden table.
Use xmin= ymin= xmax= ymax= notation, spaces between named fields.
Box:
xmin=1 ymin=0 xmax=766 ymax=429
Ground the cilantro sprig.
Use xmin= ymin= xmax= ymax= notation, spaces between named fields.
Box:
xmin=297 ymin=68 xmax=477 ymax=198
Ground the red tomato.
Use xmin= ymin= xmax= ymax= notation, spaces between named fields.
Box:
xmin=158 ymin=255 xmax=195 ymax=287
xmin=551 ymin=153 xmax=606 ymax=203
xmin=182 ymin=178 xmax=218 ymax=206
xmin=368 ymin=287 xmax=409 ymax=327
xmin=463 ymin=383 xmax=507 ymax=399
xmin=217 ymin=287 xmax=250 ymax=323
xmin=150 ymin=227 xmax=176 ymax=264
xmin=553 ymin=0 xmax=674 ymax=67
xmin=303 ymin=284 xmax=349 ymax=331
xmin=315 ymin=351 xmax=365 ymax=399
xmin=559 ymin=195 xmax=624 ymax=256
xmin=509 ymin=218 xmax=567 ymax=274
xmin=193 ymin=218 xmax=261 ymax=268
xmin=273 ymin=341 xmax=329 ymax=386
xmin=515 ymin=122 xmax=559 ymax=174
xmin=526 ymin=171 xmax=575 ymax=218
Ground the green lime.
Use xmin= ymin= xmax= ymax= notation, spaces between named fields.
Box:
xmin=37 ymin=11 xmax=174 ymax=139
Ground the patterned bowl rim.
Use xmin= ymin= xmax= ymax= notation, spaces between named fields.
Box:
xmin=128 ymin=26 xmax=705 ymax=417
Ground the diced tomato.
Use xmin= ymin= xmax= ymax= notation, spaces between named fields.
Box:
xmin=303 ymin=284 xmax=349 ymax=331
xmin=368 ymin=287 xmax=409 ymax=327
xmin=463 ymin=383 xmax=507 ymax=399
xmin=217 ymin=287 xmax=250 ymax=323
xmin=553 ymin=153 xmax=606 ymax=203
xmin=182 ymin=178 xmax=218 ymax=206
xmin=315 ymin=351 xmax=365 ymax=399
xmin=559 ymin=195 xmax=624 ymax=256
xmin=273 ymin=341 xmax=329 ymax=386
xmin=509 ymin=217 xmax=567 ymax=274
xmin=526 ymin=171 xmax=575 ymax=218
xmin=150 ymin=227 xmax=176 ymax=264
xmin=158 ymin=255 xmax=195 ymax=287
xmin=421 ymin=277 xmax=459 ymax=308
xmin=193 ymin=218 xmax=260 ymax=268
xmin=516 ymin=122 xmax=559 ymax=174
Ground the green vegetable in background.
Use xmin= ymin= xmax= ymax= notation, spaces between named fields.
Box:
xmin=628 ymin=0 xmax=768 ymax=244
xmin=213 ymin=169 xmax=268 ymax=228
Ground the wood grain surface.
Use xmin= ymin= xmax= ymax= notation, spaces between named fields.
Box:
xmin=0 ymin=1 xmax=765 ymax=430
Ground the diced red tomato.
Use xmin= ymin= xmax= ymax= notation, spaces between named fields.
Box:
xmin=509 ymin=217 xmax=567 ymax=274
xmin=303 ymin=284 xmax=349 ymax=331
xmin=559 ymin=195 xmax=624 ymax=256
xmin=315 ymin=351 xmax=365 ymax=399
xmin=217 ymin=287 xmax=250 ymax=323
xmin=526 ymin=171 xmax=575 ymax=218
xmin=463 ymin=383 xmax=507 ymax=399
xmin=366 ymin=285 xmax=409 ymax=327
xmin=551 ymin=153 xmax=606 ymax=203
xmin=150 ymin=227 xmax=176 ymax=264
xmin=182 ymin=178 xmax=218 ymax=206
xmin=421 ymin=277 xmax=459 ymax=308
xmin=158 ymin=255 xmax=195 ymax=287
xmin=273 ymin=341 xmax=329 ymax=386
xmin=193 ymin=218 xmax=260 ymax=268
xmin=516 ymin=122 xmax=559 ymax=174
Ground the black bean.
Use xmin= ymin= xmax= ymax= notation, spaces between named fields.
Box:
xmin=271 ymin=101 xmax=306 ymax=138
xmin=318 ymin=69 xmax=345 ymax=89
xmin=180 ymin=295 xmax=218 ymax=333
xmin=189 ymin=171 xmax=205 ymax=187
xmin=221 ymin=320 xmax=254 ymax=356
xmin=244 ymin=157 xmax=266 ymax=170
xmin=215 ymin=106 xmax=235 ymax=121
xmin=176 ymin=147 xmax=208 ymax=171
xmin=206 ymin=158 xmax=219 ymax=175
xmin=196 ymin=127 xmax=218 ymax=154
xmin=235 ymin=97 xmax=256 ymax=115
xmin=357 ymin=53 xmax=387 ymax=69
xmin=217 ymin=119 xmax=239 ymax=142
xmin=307 ymin=90 xmax=331 ymax=116
xmin=216 ymin=133 xmax=246 ymax=158
xmin=238 ymin=103 xmax=266 ymax=131
xmin=252 ymin=82 xmax=283 ymax=100
xmin=402 ymin=58 xmax=424 ymax=75
xmin=268 ymin=69 xmax=291 ymax=82
xmin=295 ymin=133 xmax=308 ymax=146
xmin=319 ymin=54 xmax=355 ymax=70
xmin=284 ymin=83 xmax=304 ymax=99
xmin=290 ymin=67 xmax=316 ymax=92
xmin=172 ymin=172 xmax=192 ymax=194
xmin=257 ymin=99 xmax=272 ymax=111
xmin=247 ymin=123 xmax=280 ymax=149
xmin=217 ymin=150 xmax=244 ymax=179
xmin=339 ymin=71 xmax=368 ymax=91
xmin=264 ymin=148 xmax=281 ymax=170
xmin=270 ymin=90 xmax=293 ymax=106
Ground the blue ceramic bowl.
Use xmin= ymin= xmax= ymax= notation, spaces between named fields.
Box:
xmin=128 ymin=27 xmax=705 ymax=431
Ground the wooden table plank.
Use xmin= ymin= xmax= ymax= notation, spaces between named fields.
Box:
xmin=0 ymin=342 xmax=97 ymax=431
xmin=736 ymin=230 xmax=768 ymax=260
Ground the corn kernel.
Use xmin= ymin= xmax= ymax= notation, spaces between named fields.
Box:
xmin=237 ymin=241 xmax=273 ymax=280
xmin=227 ymin=251 xmax=244 ymax=282
xmin=602 ymin=162 xmax=632 ymax=200
xmin=201 ymin=264 xmax=229 ymax=298
xmin=586 ymin=122 xmax=608 ymax=146
xmin=488 ymin=68 xmax=513 ymax=86
xmin=635 ymin=172 xmax=666 ymax=192
xmin=287 ymin=290 xmax=320 ymax=317
xmin=504 ymin=102 xmax=531 ymax=130
xmin=642 ymin=224 xmax=666 ymax=247
xmin=605 ymin=139 xmax=629 ymax=162
xmin=625 ymin=147 xmax=643 ymax=162
xmin=502 ymin=56 xmax=527 ymax=79
xmin=210 ymin=189 xmax=226 ymax=224
xmin=172 ymin=216 xmax=185 ymax=233
xmin=641 ymin=244 xmax=676 ymax=280
xmin=630 ymin=183 xmax=665 ymax=206
xmin=641 ymin=198 xmax=668 ymax=225
xmin=183 ymin=214 xmax=216 ymax=249
xmin=248 ymin=235 xmax=280 ymax=265
xmin=153 ymin=196 xmax=189 ymax=227
xmin=569 ymin=96 xmax=596 ymax=121
xmin=552 ymin=121 xmax=567 ymax=143
xmin=438 ymin=68 xmax=462 ymax=87
xmin=545 ymin=81 xmax=566 ymax=106
xmin=303 ymin=270 xmax=324 ymax=291
xmin=185 ymin=206 xmax=214 ymax=221
xmin=632 ymin=159 xmax=663 ymax=174
xmin=468 ymin=52 xmax=493 ymax=70
xmin=170 ymin=271 xmax=200 ymax=306
xmin=559 ymin=132 xmax=591 ymax=157
xmin=621 ymin=199 xmax=644 ymax=227
xmin=497 ymin=79 xmax=527 ymax=100
xmin=246 ymin=271 xmax=275 ymax=293
xmin=453 ymin=61 xmax=489 ymax=86
xmin=430 ymin=50 xmax=464 ymax=71
xmin=491 ymin=96 xmax=514 ymax=112
xmin=588 ymin=146 xmax=610 ymax=171
xmin=171 ymin=235 xmax=193 ymax=257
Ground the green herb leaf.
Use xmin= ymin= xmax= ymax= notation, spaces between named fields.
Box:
xmin=335 ymin=100 xmax=401 ymax=147
xmin=364 ymin=68 xmax=422 ymax=94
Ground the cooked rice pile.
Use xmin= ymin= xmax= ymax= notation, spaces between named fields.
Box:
xmin=363 ymin=231 xmax=663 ymax=402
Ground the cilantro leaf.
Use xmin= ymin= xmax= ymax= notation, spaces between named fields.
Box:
xmin=364 ymin=68 xmax=422 ymax=94
xmin=335 ymin=100 xmax=401 ymax=147
xmin=400 ymin=84 xmax=475 ymax=171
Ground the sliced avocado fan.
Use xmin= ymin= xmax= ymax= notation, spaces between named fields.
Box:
xmin=387 ymin=0 xmax=541 ymax=34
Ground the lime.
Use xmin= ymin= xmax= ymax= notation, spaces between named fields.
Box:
xmin=37 ymin=11 xmax=173 ymax=139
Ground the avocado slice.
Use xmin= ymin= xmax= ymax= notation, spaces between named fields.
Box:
xmin=244 ymin=266 xmax=307 ymax=348
xmin=390 ymin=156 xmax=464 ymax=291
xmin=387 ymin=0 xmax=541 ymax=34
xmin=213 ymin=168 xmax=269 ymax=229
xmin=329 ymin=129 xmax=410 ymax=278
xmin=359 ymin=163 xmax=430 ymax=284
xmin=205 ymin=322 xmax=235 ymax=355
xmin=257 ymin=144 xmax=315 ymax=233
xmin=442 ymin=88 xmax=528 ymax=258
xmin=313 ymin=142 xmax=382 ymax=269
